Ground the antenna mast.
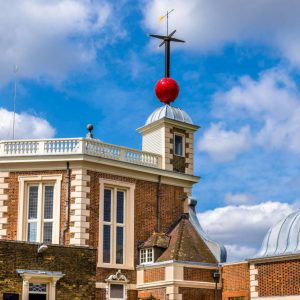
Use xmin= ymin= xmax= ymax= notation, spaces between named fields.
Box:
xmin=12 ymin=65 xmax=18 ymax=140
xmin=150 ymin=9 xmax=185 ymax=77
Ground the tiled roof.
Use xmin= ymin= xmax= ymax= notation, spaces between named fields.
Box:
xmin=142 ymin=232 xmax=170 ymax=249
xmin=156 ymin=214 xmax=218 ymax=264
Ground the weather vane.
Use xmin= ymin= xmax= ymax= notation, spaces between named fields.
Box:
xmin=150 ymin=9 xmax=185 ymax=78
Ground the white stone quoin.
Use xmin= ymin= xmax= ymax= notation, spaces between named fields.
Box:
xmin=0 ymin=172 xmax=9 ymax=239
xmin=70 ymin=168 xmax=90 ymax=246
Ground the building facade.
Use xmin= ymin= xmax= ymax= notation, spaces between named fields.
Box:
xmin=0 ymin=101 xmax=227 ymax=299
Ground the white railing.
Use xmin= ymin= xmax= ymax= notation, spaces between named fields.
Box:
xmin=0 ymin=138 xmax=162 ymax=168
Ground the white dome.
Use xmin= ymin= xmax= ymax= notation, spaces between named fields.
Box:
xmin=145 ymin=105 xmax=193 ymax=126
xmin=255 ymin=210 xmax=300 ymax=258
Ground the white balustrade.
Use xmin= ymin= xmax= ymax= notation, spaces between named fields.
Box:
xmin=0 ymin=138 xmax=162 ymax=168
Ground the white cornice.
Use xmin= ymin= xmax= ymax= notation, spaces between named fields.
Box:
xmin=0 ymin=154 xmax=200 ymax=185
xmin=137 ymin=117 xmax=200 ymax=134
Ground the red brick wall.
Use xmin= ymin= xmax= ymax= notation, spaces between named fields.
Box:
xmin=184 ymin=267 xmax=215 ymax=282
xmin=257 ymin=259 xmax=300 ymax=297
xmin=179 ymin=287 xmax=221 ymax=300
xmin=144 ymin=268 xmax=165 ymax=283
xmin=222 ymin=263 xmax=250 ymax=300
xmin=138 ymin=288 xmax=166 ymax=300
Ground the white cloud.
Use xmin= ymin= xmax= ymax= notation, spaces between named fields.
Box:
xmin=224 ymin=244 xmax=257 ymax=262
xmin=0 ymin=0 xmax=116 ymax=85
xmin=198 ymin=201 xmax=293 ymax=261
xmin=0 ymin=108 xmax=55 ymax=139
xmin=213 ymin=69 xmax=300 ymax=155
xmin=144 ymin=0 xmax=300 ymax=66
xmin=198 ymin=123 xmax=251 ymax=162
xmin=225 ymin=193 xmax=253 ymax=205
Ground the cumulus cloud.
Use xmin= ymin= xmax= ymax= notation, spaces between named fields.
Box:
xmin=199 ymin=69 xmax=300 ymax=161
xmin=0 ymin=0 xmax=118 ymax=85
xmin=198 ymin=123 xmax=251 ymax=162
xmin=224 ymin=193 xmax=253 ymax=205
xmin=198 ymin=201 xmax=293 ymax=261
xmin=144 ymin=0 xmax=300 ymax=66
xmin=0 ymin=108 xmax=55 ymax=139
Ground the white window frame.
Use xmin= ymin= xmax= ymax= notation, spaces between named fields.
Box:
xmin=108 ymin=283 xmax=125 ymax=300
xmin=17 ymin=175 xmax=62 ymax=244
xmin=98 ymin=179 xmax=135 ymax=269
xmin=139 ymin=248 xmax=154 ymax=265
xmin=173 ymin=133 xmax=185 ymax=157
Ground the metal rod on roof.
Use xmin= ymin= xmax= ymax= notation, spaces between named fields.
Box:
xmin=12 ymin=65 xmax=19 ymax=140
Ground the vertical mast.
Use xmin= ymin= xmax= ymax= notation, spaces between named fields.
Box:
xmin=12 ymin=65 xmax=19 ymax=140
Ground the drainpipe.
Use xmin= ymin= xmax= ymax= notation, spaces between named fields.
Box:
xmin=156 ymin=175 xmax=161 ymax=232
xmin=61 ymin=161 xmax=71 ymax=244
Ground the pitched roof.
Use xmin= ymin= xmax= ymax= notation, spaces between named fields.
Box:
xmin=156 ymin=214 xmax=218 ymax=264
xmin=141 ymin=232 xmax=170 ymax=249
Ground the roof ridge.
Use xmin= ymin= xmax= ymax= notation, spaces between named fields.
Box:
xmin=165 ymin=213 xmax=189 ymax=234
xmin=173 ymin=219 xmax=185 ymax=261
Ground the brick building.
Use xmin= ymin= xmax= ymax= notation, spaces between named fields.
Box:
xmin=222 ymin=210 xmax=300 ymax=300
xmin=0 ymin=95 xmax=227 ymax=299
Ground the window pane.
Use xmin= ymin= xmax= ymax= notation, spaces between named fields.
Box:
xmin=116 ymin=191 xmax=124 ymax=224
xmin=103 ymin=225 xmax=111 ymax=263
xmin=103 ymin=189 xmax=111 ymax=222
xmin=43 ymin=222 xmax=53 ymax=244
xmin=116 ymin=226 xmax=124 ymax=264
xmin=174 ymin=135 xmax=183 ymax=156
xmin=3 ymin=293 xmax=19 ymax=300
xmin=110 ymin=284 xmax=123 ymax=298
xmin=44 ymin=186 xmax=54 ymax=219
xmin=29 ymin=283 xmax=47 ymax=292
xmin=27 ymin=222 xmax=37 ymax=242
xmin=28 ymin=186 xmax=38 ymax=219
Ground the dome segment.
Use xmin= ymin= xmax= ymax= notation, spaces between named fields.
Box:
xmin=145 ymin=105 xmax=193 ymax=126
xmin=255 ymin=210 xmax=300 ymax=258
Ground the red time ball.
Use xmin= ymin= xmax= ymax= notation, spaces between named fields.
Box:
xmin=155 ymin=77 xmax=180 ymax=105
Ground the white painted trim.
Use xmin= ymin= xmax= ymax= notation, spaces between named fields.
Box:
xmin=98 ymin=179 xmax=135 ymax=270
xmin=137 ymin=279 xmax=220 ymax=290
xmin=17 ymin=175 xmax=62 ymax=244
xmin=0 ymin=155 xmax=199 ymax=185
xmin=96 ymin=282 xmax=136 ymax=290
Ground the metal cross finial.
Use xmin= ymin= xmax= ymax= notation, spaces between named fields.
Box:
xmin=150 ymin=10 xmax=185 ymax=77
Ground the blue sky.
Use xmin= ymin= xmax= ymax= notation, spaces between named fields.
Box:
xmin=1 ymin=0 xmax=300 ymax=261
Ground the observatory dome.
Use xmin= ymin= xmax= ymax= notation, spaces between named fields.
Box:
xmin=255 ymin=210 xmax=300 ymax=258
xmin=145 ymin=105 xmax=193 ymax=126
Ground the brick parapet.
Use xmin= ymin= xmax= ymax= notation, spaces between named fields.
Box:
xmin=183 ymin=267 xmax=215 ymax=282
xmin=0 ymin=240 xmax=96 ymax=299
xmin=256 ymin=259 xmax=300 ymax=297
xmin=144 ymin=267 xmax=165 ymax=283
